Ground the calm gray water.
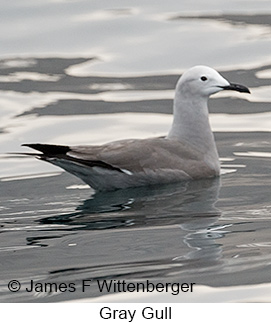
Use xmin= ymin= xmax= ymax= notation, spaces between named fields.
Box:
xmin=0 ymin=1 xmax=271 ymax=302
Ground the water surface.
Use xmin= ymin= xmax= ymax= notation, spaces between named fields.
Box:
xmin=0 ymin=0 xmax=271 ymax=302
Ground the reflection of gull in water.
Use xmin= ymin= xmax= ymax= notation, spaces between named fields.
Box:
xmin=23 ymin=66 xmax=249 ymax=191
xmin=42 ymin=178 xmax=221 ymax=225
xmin=38 ymin=178 xmax=225 ymax=289
xmin=41 ymin=178 xmax=223 ymax=267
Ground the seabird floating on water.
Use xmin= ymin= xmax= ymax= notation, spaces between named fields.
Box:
xmin=23 ymin=66 xmax=250 ymax=191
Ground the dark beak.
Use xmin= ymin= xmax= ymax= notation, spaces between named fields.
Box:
xmin=221 ymin=83 xmax=250 ymax=93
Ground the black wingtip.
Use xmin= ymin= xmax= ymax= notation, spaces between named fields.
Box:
xmin=22 ymin=143 xmax=71 ymax=156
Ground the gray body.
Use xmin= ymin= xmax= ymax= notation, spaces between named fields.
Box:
xmin=23 ymin=66 xmax=249 ymax=191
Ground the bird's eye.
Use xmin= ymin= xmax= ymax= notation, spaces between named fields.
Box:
xmin=201 ymin=76 xmax=207 ymax=81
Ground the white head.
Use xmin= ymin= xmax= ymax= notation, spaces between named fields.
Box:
xmin=168 ymin=65 xmax=250 ymax=148
xmin=176 ymin=65 xmax=250 ymax=98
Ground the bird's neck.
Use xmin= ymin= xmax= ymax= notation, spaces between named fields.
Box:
xmin=167 ymin=89 xmax=219 ymax=159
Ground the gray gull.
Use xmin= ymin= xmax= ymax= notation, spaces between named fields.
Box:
xmin=23 ymin=65 xmax=250 ymax=191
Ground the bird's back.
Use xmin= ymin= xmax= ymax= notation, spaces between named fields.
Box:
xmin=28 ymin=137 xmax=219 ymax=191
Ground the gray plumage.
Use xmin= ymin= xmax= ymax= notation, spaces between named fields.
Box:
xmin=23 ymin=66 xmax=250 ymax=191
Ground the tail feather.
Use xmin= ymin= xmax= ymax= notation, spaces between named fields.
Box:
xmin=22 ymin=144 xmax=70 ymax=156
xmin=23 ymin=143 xmax=124 ymax=174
